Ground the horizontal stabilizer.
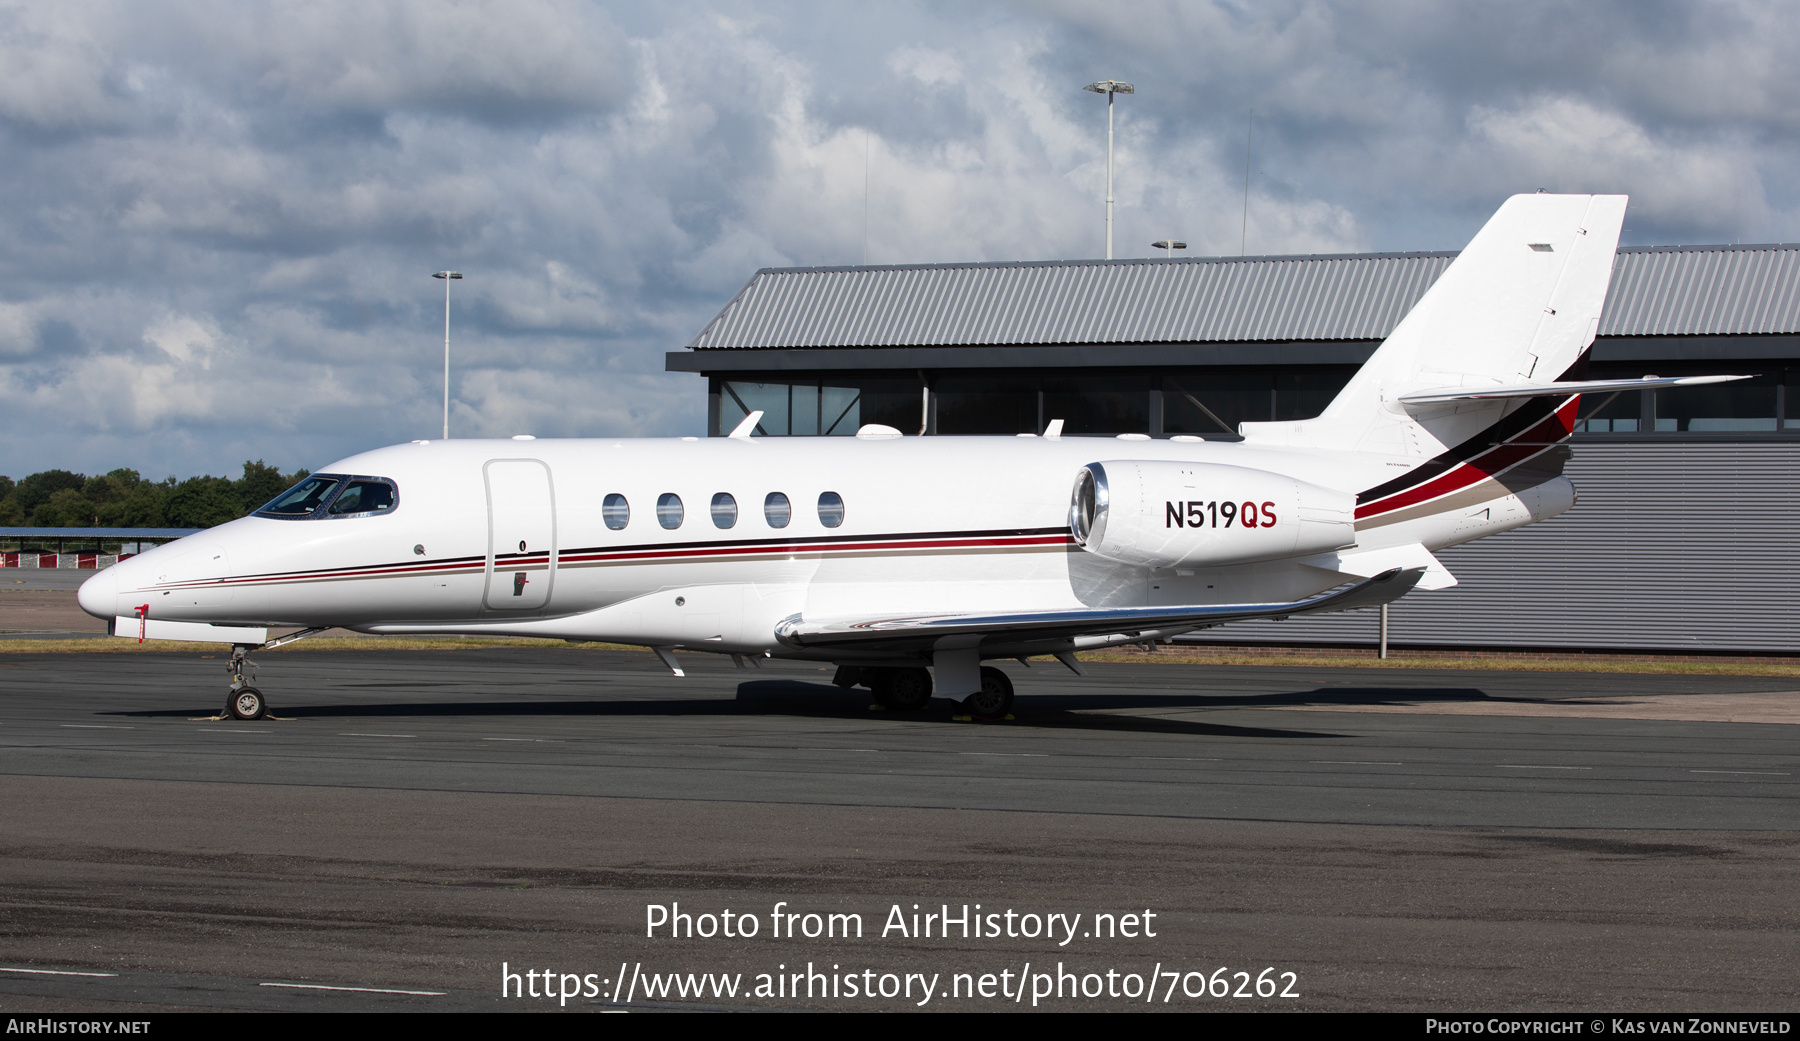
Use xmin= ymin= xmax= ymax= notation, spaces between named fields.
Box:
xmin=773 ymin=568 xmax=1424 ymax=653
xmin=1298 ymin=542 xmax=1457 ymax=590
xmin=112 ymin=616 xmax=268 ymax=645
xmin=1399 ymin=374 xmax=1748 ymax=407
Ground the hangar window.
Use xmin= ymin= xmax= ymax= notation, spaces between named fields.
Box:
xmin=1652 ymin=372 xmax=1778 ymax=432
xmin=817 ymin=491 xmax=844 ymax=528
xmin=255 ymin=475 xmax=342 ymax=518
xmin=602 ymin=493 xmax=629 ymax=530
xmin=327 ymin=479 xmax=398 ymax=516
xmin=657 ymin=493 xmax=684 ymax=529
xmin=715 ymin=378 xmax=921 ymax=436
xmin=711 ymin=492 xmax=737 ymax=529
xmin=764 ymin=491 xmax=791 ymax=528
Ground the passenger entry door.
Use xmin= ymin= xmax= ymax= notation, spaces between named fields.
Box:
xmin=484 ymin=459 xmax=555 ymax=611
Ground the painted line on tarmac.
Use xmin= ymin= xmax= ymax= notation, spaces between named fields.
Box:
xmin=0 ymin=967 xmax=118 ymax=977
xmin=60 ymin=724 xmax=134 ymax=729
xmin=1311 ymin=760 xmax=1404 ymax=766
xmin=260 ymin=982 xmax=445 ymax=996
xmin=1690 ymin=769 xmax=1789 ymax=776
xmin=1496 ymin=764 xmax=1592 ymax=770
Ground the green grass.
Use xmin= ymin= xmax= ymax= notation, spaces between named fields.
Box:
xmin=1077 ymin=648 xmax=1800 ymax=677
xmin=4 ymin=634 xmax=1796 ymax=677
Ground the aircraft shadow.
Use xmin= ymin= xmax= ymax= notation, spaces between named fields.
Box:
xmin=101 ymin=679 xmax=1510 ymax=739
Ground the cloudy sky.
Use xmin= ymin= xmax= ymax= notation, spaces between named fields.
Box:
xmin=2 ymin=0 xmax=1796 ymax=478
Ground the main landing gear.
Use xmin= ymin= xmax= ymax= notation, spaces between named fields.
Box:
xmin=961 ymin=666 xmax=1015 ymax=721
xmin=869 ymin=667 xmax=933 ymax=711
xmin=836 ymin=664 xmax=1016 ymax=720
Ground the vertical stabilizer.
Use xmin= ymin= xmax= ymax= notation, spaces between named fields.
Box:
xmin=1241 ymin=193 xmax=1627 ymax=457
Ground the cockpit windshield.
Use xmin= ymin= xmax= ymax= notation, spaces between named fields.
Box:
xmin=256 ymin=476 xmax=342 ymax=517
xmin=254 ymin=474 xmax=400 ymax=520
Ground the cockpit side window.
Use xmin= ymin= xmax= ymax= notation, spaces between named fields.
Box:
xmin=256 ymin=476 xmax=342 ymax=518
xmin=328 ymin=479 xmax=399 ymax=516
xmin=255 ymin=474 xmax=399 ymax=520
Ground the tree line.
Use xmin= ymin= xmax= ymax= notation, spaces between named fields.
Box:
xmin=0 ymin=461 xmax=310 ymax=529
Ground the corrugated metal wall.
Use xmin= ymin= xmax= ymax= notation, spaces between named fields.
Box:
xmin=1200 ymin=442 xmax=1800 ymax=654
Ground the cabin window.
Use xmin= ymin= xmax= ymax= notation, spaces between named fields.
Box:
xmin=657 ymin=493 xmax=684 ymax=529
xmin=602 ymin=493 xmax=629 ymax=530
xmin=818 ymin=491 xmax=844 ymax=528
xmin=327 ymin=479 xmax=398 ymax=516
xmin=256 ymin=476 xmax=342 ymax=518
xmin=764 ymin=491 xmax=791 ymax=528
xmin=711 ymin=492 xmax=737 ymax=529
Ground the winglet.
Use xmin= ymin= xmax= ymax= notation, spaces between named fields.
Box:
xmin=727 ymin=411 xmax=764 ymax=439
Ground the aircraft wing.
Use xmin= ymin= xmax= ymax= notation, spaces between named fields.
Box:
xmin=773 ymin=567 xmax=1423 ymax=655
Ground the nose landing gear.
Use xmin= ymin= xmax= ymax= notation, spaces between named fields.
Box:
xmin=224 ymin=644 xmax=267 ymax=720
xmin=213 ymin=627 xmax=332 ymax=721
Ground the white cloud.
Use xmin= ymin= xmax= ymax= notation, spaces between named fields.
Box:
xmin=142 ymin=314 xmax=218 ymax=367
xmin=1462 ymin=97 xmax=1766 ymax=232
xmin=0 ymin=3 xmax=122 ymax=131
xmin=0 ymin=0 xmax=1796 ymax=480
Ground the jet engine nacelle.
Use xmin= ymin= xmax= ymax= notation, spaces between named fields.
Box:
xmin=1069 ymin=460 xmax=1356 ymax=568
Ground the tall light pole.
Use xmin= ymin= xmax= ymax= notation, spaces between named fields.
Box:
xmin=1083 ymin=79 xmax=1133 ymax=259
xmin=433 ymin=270 xmax=462 ymax=439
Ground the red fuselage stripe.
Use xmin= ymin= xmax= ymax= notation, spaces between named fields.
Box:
xmin=151 ymin=533 xmax=1074 ymax=590
xmin=1354 ymin=397 xmax=1577 ymax=520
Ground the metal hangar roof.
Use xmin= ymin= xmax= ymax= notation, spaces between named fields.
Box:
xmin=686 ymin=245 xmax=1800 ymax=350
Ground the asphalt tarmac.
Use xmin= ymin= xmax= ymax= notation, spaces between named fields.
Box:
xmin=1 ymin=647 xmax=1796 ymax=1012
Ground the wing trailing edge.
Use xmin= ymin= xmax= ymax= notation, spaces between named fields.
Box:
xmin=773 ymin=567 xmax=1424 ymax=654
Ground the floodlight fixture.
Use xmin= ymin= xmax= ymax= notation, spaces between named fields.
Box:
xmin=1083 ymin=81 xmax=1134 ymax=258
xmin=433 ymin=271 xmax=463 ymax=439
xmin=1152 ymin=239 xmax=1187 ymax=258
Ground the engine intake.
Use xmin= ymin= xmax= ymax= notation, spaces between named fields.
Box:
xmin=1070 ymin=460 xmax=1354 ymax=568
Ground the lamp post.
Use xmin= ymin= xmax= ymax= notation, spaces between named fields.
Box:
xmin=1083 ymin=79 xmax=1134 ymax=259
xmin=433 ymin=271 xmax=462 ymax=439
xmin=1151 ymin=239 xmax=1187 ymax=258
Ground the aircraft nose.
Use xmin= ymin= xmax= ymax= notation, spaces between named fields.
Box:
xmin=77 ymin=568 xmax=118 ymax=621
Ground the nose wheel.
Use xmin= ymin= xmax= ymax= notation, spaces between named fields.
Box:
xmin=222 ymin=643 xmax=271 ymax=721
xmin=229 ymin=687 xmax=267 ymax=721
xmin=208 ymin=629 xmax=330 ymax=722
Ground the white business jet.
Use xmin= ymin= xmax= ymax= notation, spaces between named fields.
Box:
xmin=79 ymin=194 xmax=1743 ymax=720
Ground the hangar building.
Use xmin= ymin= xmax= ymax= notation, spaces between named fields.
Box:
xmin=667 ymin=246 xmax=1800 ymax=655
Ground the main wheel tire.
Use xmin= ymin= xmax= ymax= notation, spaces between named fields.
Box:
xmin=962 ymin=666 xmax=1015 ymax=720
xmin=871 ymin=667 xmax=933 ymax=711
xmin=229 ymin=687 xmax=267 ymax=721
